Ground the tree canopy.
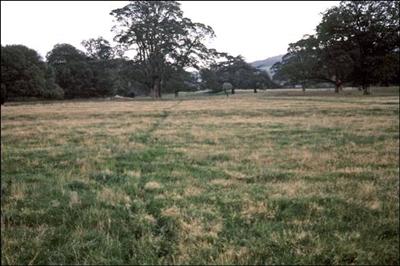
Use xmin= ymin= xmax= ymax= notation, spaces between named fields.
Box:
xmin=1 ymin=44 xmax=63 ymax=103
xmin=1 ymin=0 xmax=398 ymax=103
xmin=272 ymin=0 xmax=400 ymax=94
xmin=110 ymin=1 xmax=217 ymax=98
xmin=46 ymin=44 xmax=96 ymax=98
xmin=201 ymin=55 xmax=274 ymax=94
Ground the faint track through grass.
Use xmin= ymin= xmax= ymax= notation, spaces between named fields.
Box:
xmin=1 ymin=91 xmax=399 ymax=265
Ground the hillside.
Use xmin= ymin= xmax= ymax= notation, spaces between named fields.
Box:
xmin=250 ymin=54 xmax=284 ymax=77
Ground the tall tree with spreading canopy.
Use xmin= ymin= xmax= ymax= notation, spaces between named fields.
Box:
xmin=110 ymin=1 xmax=217 ymax=98
xmin=318 ymin=1 xmax=400 ymax=94
xmin=273 ymin=1 xmax=399 ymax=94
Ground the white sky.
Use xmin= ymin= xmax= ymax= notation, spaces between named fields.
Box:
xmin=1 ymin=1 xmax=339 ymax=62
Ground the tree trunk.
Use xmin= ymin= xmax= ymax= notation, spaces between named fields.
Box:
xmin=157 ymin=78 xmax=162 ymax=98
xmin=152 ymin=77 xmax=160 ymax=99
xmin=152 ymin=79 xmax=160 ymax=99
xmin=302 ymin=84 xmax=305 ymax=93
xmin=362 ymin=84 xmax=370 ymax=95
xmin=334 ymin=80 xmax=342 ymax=93
xmin=254 ymin=88 xmax=257 ymax=93
xmin=231 ymin=88 xmax=235 ymax=94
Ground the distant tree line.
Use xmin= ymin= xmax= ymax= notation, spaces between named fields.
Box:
xmin=1 ymin=1 xmax=276 ymax=104
xmin=200 ymin=55 xmax=275 ymax=94
xmin=2 ymin=1 xmax=398 ymax=104
xmin=272 ymin=1 xmax=400 ymax=94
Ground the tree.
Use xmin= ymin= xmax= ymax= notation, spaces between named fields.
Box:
xmin=82 ymin=37 xmax=120 ymax=97
xmin=200 ymin=68 xmax=220 ymax=92
xmin=43 ymin=65 xmax=64 ymax=99
xmin=318 ymin=1 xmax=400 ymax=94
xmin=47 ymin=43 xmax=95 ymax=98
xmin=279 ymin=34 xmax=353 ymax=93
xmin=1 ymin=84 xmax=6 ymax=105
xmin=273 ymin=1 xmax=399 ymax=95
xmin=1 ymin=44 xmax=62 ymax=102
xmin=200 ymin=54 xmax=274 ymax=94
xmin=81 ymin=37 xmax=115 ymax=60
xmin=110 ymin=1 xmax=217 ymax=98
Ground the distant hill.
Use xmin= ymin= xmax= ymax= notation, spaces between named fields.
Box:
xmin=249 ymin=54 xmax=284 ymax=78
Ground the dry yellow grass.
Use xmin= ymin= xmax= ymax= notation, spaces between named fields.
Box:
xmin=1 ymin=91 xmax=399 ymax=264
xmin=144 ymin=181 xmax=162 ymax=191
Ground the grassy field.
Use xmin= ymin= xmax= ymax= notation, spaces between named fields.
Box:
xmin=1 ymin=88 xmax=399 ymax=264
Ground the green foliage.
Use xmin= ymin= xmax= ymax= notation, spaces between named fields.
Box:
xmin=201 ymin=55 xmax=274 ymax=92
xmin=111 ymin=1 xmax=217 ymax=98
xmin=46 ymin=44 xmax=95 ymax=98
xmin=200 ymin=68 xmax=221 ymax=92
xmin=273 ymin=0 xmax=400 ymax=94
xmin=81 ymin=37 xmax=115 ymax=60
xmin=1 ymin=45 xmax=62 ymax=101
xmin=318 ymin=1 xmax=399 ymax=93
xmin=1 ymin=83 xmax=6 ymax=105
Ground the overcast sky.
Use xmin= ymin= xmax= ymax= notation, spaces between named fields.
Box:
xmin=1 ymin=1 xmax=339 ymax=62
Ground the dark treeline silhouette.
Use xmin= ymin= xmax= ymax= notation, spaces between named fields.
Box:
xmin=1 ymin=1 xmax=398 ymax=104
xmin=0 ymin=1 xmax=276 ymax=104
xmin=200 ymin=55 xmax=275 ymax=94
xmin=272 ymin=1 xmax=400 ymax=94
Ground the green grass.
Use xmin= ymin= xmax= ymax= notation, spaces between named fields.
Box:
xmin=1 ymin=89 xmax=399 ymax=264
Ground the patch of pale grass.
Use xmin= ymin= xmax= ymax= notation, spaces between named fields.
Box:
xmin=161 ymin=206 xmax=180 ymax=218
xmin=183 ymin=186 xmax=203 ymax=197
xmin=357 ymin=182 xmax=377 ymax=201
xmin=163 ymin=191 xmax=184 ymax=201
xmin=125 ymin=170 xmax=141 ymax=178
xmin=267 ymin=180 xmax=327 ymax=199
xmin=241 ymin=200 xmax=276 ymax=220
xmin=144 ymin=181 xmax=162 ymax=191
xmin=10 ymin=182 xmax=26 ymax=201
xmin=97 ymin=187 xmax=131 ymax=207
xmin=283 ymin=148 xmax=336 ymax=172
xmin=142 ymin=214 xmax=157 ymax=225
xmin=336 ymin=167 xmax=370 ymax=174
xmin=180 ymin=218 xmax=204 ymax=239
xmin=69 ymin=191 xmax=80 ymax=207
xmin=210 ymin=179 xmax=236 ymax=187
xmin=223 ymin=169 xmax=249 ymax=181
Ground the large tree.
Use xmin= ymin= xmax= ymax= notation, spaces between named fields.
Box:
xmin=318 ymin=1 xmax=399 ymax=94
xmin=1 ymin=44 xmax=62 ymax=103
xmin=273 ymin=34 xmax=353 ymax=93
xmin=47 ymin=43 xmax=96 ymax=98
xmin=110 ymin=1 xmax=217 ymax=98
xmin=272 ymin=37 xmax=318 ymax=92
xmin=273 ymin=1 xmax=399 ymax=94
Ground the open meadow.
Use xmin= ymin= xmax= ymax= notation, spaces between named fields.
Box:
xmin=1 ymin=88 xmax=399 ymax=264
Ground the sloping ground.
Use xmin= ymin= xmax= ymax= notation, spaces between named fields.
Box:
xmin=1 ymin=91 xmax=399 ymax=264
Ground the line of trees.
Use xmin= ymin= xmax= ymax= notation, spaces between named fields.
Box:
xmin=272 ymin=1 xmax=400 ymax=94
xmin=200 ymin=55 xmax=275 ymax=94
xmin=2 ymin=1 xmax=398 ymax=104
xmin=2 ymin=1 xmax=272 ymax=104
